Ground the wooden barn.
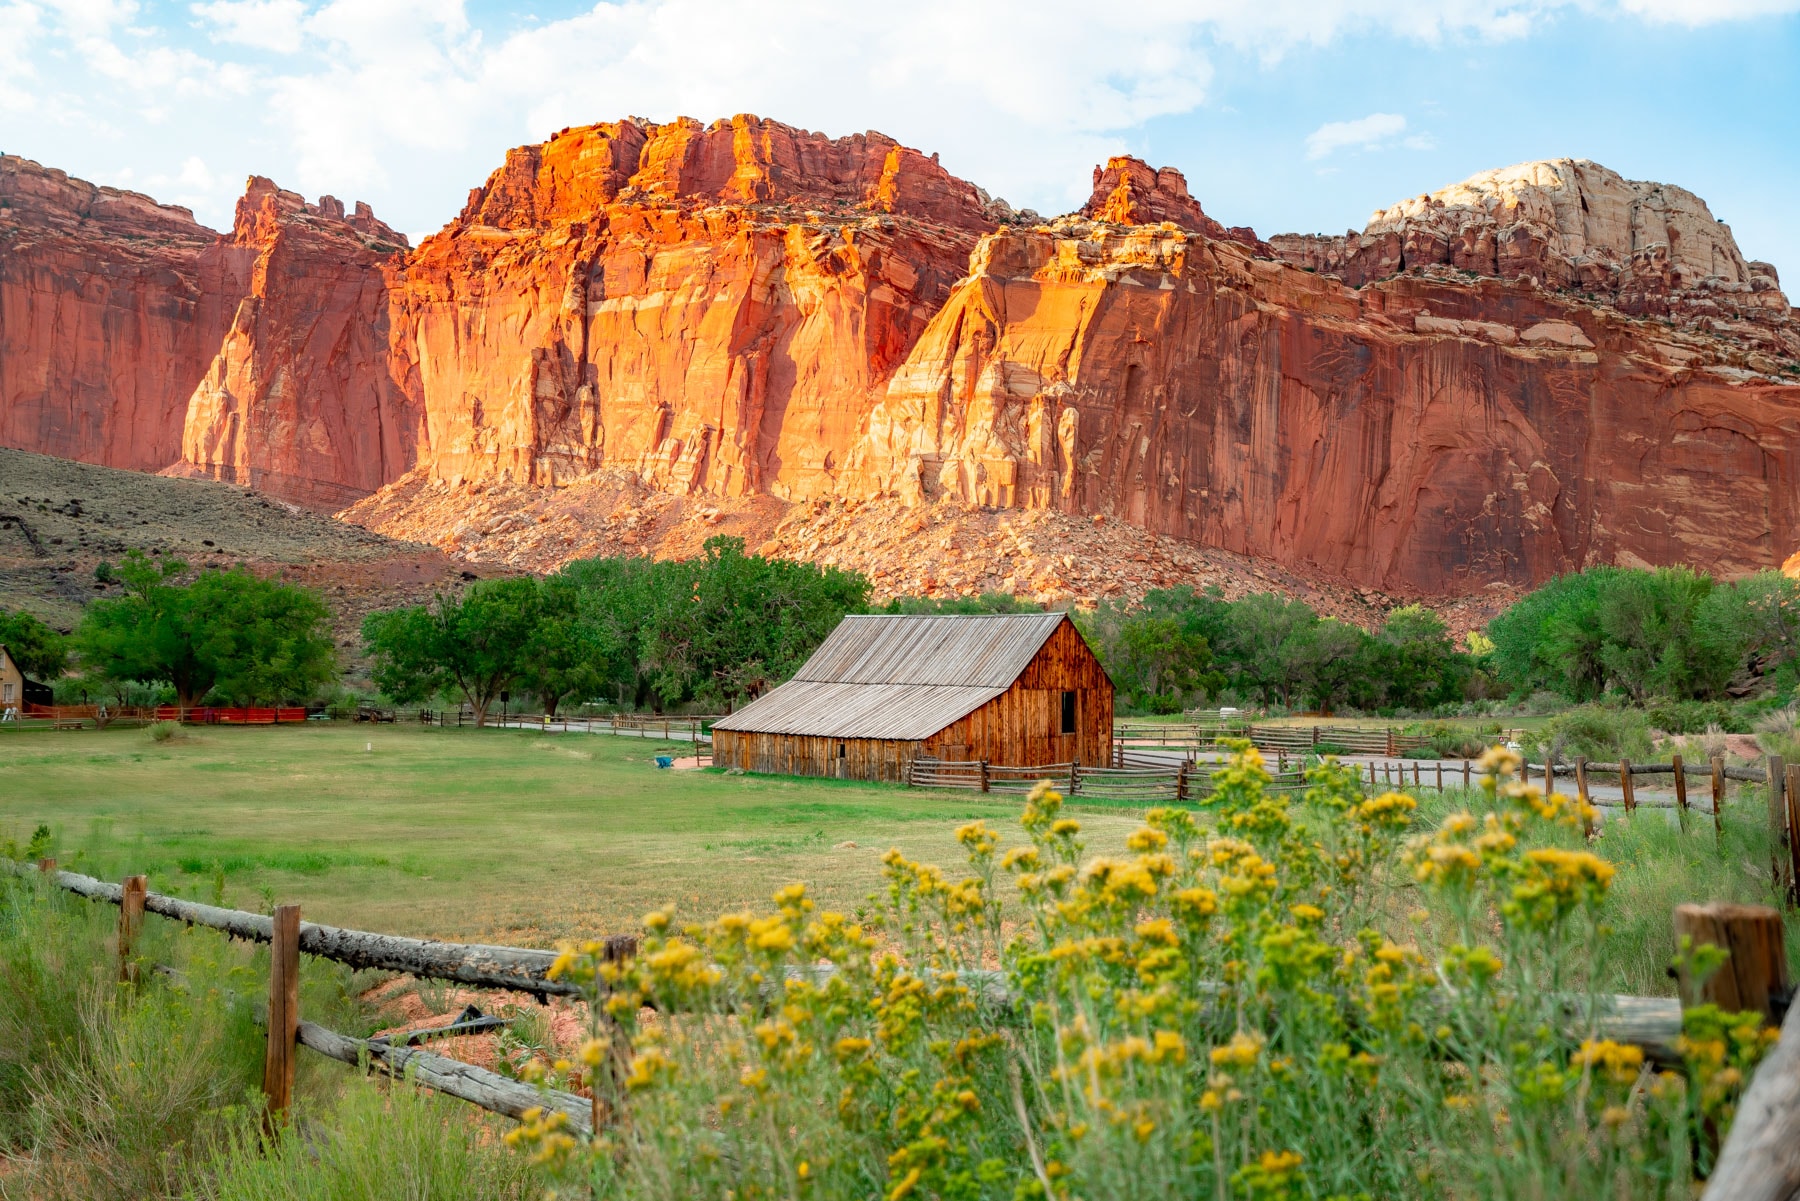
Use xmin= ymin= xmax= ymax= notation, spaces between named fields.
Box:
xmin=711 ymin=612 xmax=1114 ymax=782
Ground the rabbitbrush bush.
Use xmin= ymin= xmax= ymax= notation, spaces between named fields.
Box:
xmin=522 ymin=746 xmax=1773 ymax=1200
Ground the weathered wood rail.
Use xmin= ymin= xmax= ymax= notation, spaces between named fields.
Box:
xmin=907 ymin=758 xmax=1308 ymax=803
xmin=6 ymin=861 xmax=637 ymax=997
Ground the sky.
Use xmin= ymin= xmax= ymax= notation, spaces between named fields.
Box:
xmin=2 ymin=1 xmax=1797 ymax=279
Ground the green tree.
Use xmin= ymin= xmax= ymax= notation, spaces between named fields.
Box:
xmin=521 ymin=574 xmax=624 ymax=717
xmin=74 ymin=551 xmax=335 ymax=706
xmin=362 ymin=577 xmax=541 ymax=726
xmin=0 ymin=607 xmax=68 ymax=680
xmin=1221 ymin=593 xmax=1320 ymax=706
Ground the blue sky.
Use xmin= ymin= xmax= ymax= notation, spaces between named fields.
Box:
xmin=2 ymin=1 xmax=1796 ymax=280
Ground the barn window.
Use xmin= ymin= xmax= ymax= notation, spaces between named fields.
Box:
xmin=1061 ymin=691 xmax=1077 ymax=735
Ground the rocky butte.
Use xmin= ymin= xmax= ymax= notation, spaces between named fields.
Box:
xmin=1 ymin=122 xmax=1796 ymax=604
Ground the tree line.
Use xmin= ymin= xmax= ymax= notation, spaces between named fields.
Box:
xmin=364 ymin=537 xmax=867 ymax=724
xmin=1487 ymin=565 xmax=1800 ymax=703
xmin=8 ymin=538 xmax=1798 ymax=722
xmin=1076 ymin=586 xmax=1472 ymax=714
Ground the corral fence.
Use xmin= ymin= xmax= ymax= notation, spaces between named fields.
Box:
xmin=907 ymin=757 xmax=1308 ymax=804
xmin=2 ymin=703 xmax=314 ymax=730
xmin=1111 ymin=721 xmax=1437 ymax=758
xmin=2 ymin=854 xmax=1795 ymax=1198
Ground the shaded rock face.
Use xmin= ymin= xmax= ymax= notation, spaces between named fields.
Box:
xmin=0 ymin=156 xmax=232 ymax=472
xmin=172 ymin=178 xmax=417 ymax=508
xmin=1268 ymin=158 xmax=1798 ymax=361
xmin=5 ymin=126 xmax=1800 ymax=598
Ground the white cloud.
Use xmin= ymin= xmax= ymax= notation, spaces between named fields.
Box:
xmin=1616 ymin=0 xmax=1800 ymax=21
xmin=191 ymin=0 xmax=307 ymax=52
xmin=1306 ymin=112 xmax=1408 ymax=160
xmin=2 ymin=0 xmax=1797 ymax=235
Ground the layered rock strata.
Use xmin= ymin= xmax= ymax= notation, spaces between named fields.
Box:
xmin=838 ymin=218 xmax=1800 ymax=593
xmin=1268 ymin=158 xmax=1797 ymax=361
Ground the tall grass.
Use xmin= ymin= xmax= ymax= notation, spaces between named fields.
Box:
xmin=0 ymin=877 xmax=537 ymax=1200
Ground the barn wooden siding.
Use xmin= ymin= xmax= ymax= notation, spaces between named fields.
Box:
xmin=712 ymin=731 xmax=922 ymax=782
xmin=712 ymin=617 xmax=1114 ymax=782
xmin=922 ymin=619 xmax=1113 ymax=766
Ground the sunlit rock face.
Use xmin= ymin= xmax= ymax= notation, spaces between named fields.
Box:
xmin=6 ymin=126 xmax=1799 ymax=597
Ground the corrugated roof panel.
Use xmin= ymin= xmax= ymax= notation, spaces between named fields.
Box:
xmin=712 ymin=680 xmax=1008 ymax=740
xmin=713 ymin=612 xmax=1071 ymax=740
xmin=792 ymin=612 xmax=1067 ymax=687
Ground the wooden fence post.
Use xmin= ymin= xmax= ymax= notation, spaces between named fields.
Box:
xmin=118 ymin=875 xmax=146 ymax=984
xmin=1413 ymin=762 xmax=1421 ymax=788
xmin=263 ymin=903 xmax=301 ymax=1128
xmin=979 ymin=760 xmax=990 ymax=794
xmin=1367 ymin=762 xmax=1376 ymax=789
xmin=1070 ymin=758 xmax=1079 ymax=798
xmin=1673 ymin=902 xmax=1790 ymax=1024
xmin=1543 ymin=758 xmax=1554 ymax=797
xmin=1713 ymin=755 xmax=1727 ymax=848
xmin=1620 ymin=758 xmax=1636 ymax=814
xmin=1576 ymin=757 xmax=1589 ymax=806
xmin=1464 ymin=759 xmax=1471 ymax=789
xmin=1674 ymin=753 xmax=1689 ymax=832
xmin=1385 ymin=728 xmax=1395 ymax=756
xmin=1176 ymin=761 xmax=1188 ymax=803
xmin=1436 ymin=761 xmax=1443 ymax=792
xmin=1768 ymin=755 xmax=1789 ymax=899
xmin=1786 ymin=765 xmax=1800 ymax=909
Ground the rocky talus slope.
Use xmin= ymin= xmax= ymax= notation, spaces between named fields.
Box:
xmin=3 ymin=125 xmax=1797 ymax=608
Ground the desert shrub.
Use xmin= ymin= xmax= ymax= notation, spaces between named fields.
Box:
xmin=519 ymin=749 xmax=1769 ymax=1199
xmin=1534 ymin=705 xmax=1653 ymax=763
xmin=147 ymin=720 xmax=179 ymax=742
xmin=1646 ymin=700 xmax=1745 ymax=735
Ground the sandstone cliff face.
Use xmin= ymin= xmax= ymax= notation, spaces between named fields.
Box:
xmin=836 ymin=216 xmax=1800 ymax=593
xmin=0 ymin=155 xmax=229 ymax=471
xmin=1268 ymin=158 xmax=1798 ymax=362
xmin=171 ymin=178 xmax=417 ymax=508
xmin=383 ymin=115 xmax=992 ymax=496
xmin=7 ymin=129 xmax=1800 ymax=601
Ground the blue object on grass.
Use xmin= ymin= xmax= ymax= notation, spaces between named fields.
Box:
xmin=654 ymin=754 xmax=674 ymax=769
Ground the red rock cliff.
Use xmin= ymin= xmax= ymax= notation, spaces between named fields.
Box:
xmin=381 ymin=115 xmax=992 ymax=495
xmin=838 ymin=217 xmax=1800 ymax=593
xmin=0 ymin=155 xmax=232 ymax=470
xmin=7 ymin=126 xmax=1800 ymax=599
xmin=172 ymin=178 xmax=417 ymax=508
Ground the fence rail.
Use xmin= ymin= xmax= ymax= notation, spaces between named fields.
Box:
xmin=908 ymin=757 xmax=1308 ymax=803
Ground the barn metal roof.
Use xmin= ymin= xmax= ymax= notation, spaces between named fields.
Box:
xmin=712 ymin=612 xmax=1069 ymax=740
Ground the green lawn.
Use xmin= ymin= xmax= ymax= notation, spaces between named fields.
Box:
xmin=0 ymin=724 xmax=1141 ymax=946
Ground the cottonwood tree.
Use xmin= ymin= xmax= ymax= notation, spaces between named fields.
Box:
xmin=362 ymin=576 xmax=541 ymax=725
xmin=73 ymin=550 xmax=336 ymax=706
xmin=0 ymin=607 xmax=68 ymax=681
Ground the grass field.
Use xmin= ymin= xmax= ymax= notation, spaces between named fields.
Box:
xmin=0 ymin=724 xmax=1146 ymax=944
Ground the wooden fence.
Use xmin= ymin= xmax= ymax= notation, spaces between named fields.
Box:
xmin=1111 ymin=721 xmax=1436 ymax=756
xmin=10 ymin=856 xmax=1800 ymax=1190
xmin=907 ymin=757 xmax=1308 ymax=803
